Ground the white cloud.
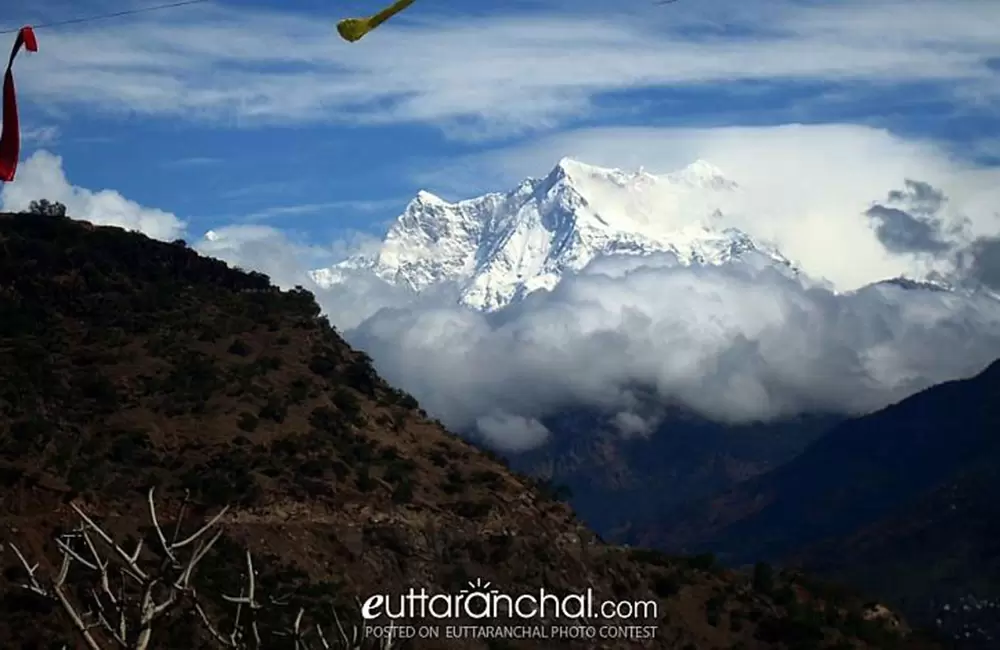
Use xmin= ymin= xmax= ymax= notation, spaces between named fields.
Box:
xmin=328 ymin=228 xmax=386 ymax=261
xmin=195 ymin=225 xmax=328 ymax=289
xmin=419 ymin=123 xmax=1000 ymax=291
xmin=22 ymin=125 xmax=60 ymax=146
xmin=613 ymin=411 xmax=659 ymax=438
xmin=344 ymin=253 xmax=1000 ymax=450
xmin=161 ymin=156 xmax=223 ymax=167
xmin=475 ymin=412 xmax=550 ymax=452
xmin=236 ymin=199 xmax=405 ymax=222
xmin=193 ymin=224 xmax=412 ymax=331
xmin=11 ymin=0 xmax=1000 ymax=136
xmin=0 ymin=150 xmax=185 ymax=240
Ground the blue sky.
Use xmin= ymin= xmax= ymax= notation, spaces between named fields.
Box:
xmin=1 ymin=0 xmax=999 ymax=247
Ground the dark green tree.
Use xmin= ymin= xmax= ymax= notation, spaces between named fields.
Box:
xmin=26 ymin=199 xmax=67 ymax=217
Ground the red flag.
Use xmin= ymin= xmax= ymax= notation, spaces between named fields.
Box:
xmin=0 ymin=26 xmax=38 ymax=183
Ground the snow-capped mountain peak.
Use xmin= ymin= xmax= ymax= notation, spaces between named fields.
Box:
xmin=666 ymin=159 xmax=736 ymax=189
xmin=547 ymin=156 xmax=644 ymax=184
xmin=311 ymin=158 xmax=793 ymax=311
xmin=545 ymin=156 xmax=733 ymax=191
xmin=553 ymin=156 xmax=605 ymax=176
xmin=413 ymin=189 xmax=447 ymax=204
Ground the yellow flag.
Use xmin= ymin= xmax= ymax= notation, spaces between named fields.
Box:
xmin=337 ymin=0 xmax=417 ymax=42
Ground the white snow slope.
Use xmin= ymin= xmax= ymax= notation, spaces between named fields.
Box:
xmin=310 ymin=158 xmax=802 ymax=312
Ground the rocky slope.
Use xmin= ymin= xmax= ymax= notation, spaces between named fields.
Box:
xmin=0 ymin=210 xmax=937 ymax=649
xmin=793 ymin=459 xmax=1000 ymax=648
xmin=629 ymin=357 xmax=1000 ymax=643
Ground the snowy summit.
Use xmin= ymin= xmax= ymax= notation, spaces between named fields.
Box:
xmin=310 ymin=158 xmax=795 ymax=311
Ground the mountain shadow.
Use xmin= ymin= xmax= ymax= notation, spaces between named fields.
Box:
xmin=505 ymin=405 xmax=840 ymax=540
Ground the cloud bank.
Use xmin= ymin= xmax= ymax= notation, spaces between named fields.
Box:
xmin=7 ymin=139 xmax=1000 ymax=454
xmin=0 ymin=151 xmax=185 ymax=240
xmin=343 ymin=252 xmax=1000 ymax=451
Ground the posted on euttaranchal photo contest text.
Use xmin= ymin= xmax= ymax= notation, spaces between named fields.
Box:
xmin=357 ymin=580 xmax=660 ymax=642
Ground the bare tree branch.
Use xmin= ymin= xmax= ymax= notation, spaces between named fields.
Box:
xmin=9 ymin=540 xmax=106 ymax=650
xmin=4 ymin=489 xmax=394 ymax=650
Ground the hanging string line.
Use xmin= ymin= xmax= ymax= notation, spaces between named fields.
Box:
xmin=0 ymin=0 xmax=212 ymax=35
xmin=3 ymin=0 xmax=679 ymax=37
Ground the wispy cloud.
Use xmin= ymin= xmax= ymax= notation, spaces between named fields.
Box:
xmin=241 ymin=202 xmax=343 ymax=221
xmin=22 ymin=125 xmax=60 ymax=146
xmin=224 ymin=198 xmax=405 ymax=222
xmin=968 ymin=137 xmax=1000 ymax=162
xmin=160 ymin=156 xmax=224 ymax=167
xmin=12 ymin=0 xmax=999 ymax=138
xmin=219 ymin=181 xmax=306 ymax=200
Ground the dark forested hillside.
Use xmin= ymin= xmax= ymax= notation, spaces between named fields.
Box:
xmin=0 ymin=210 xmax=938 ymax=649
xmin=631 ymin=354 xmax=1000 ymax=644
xmin=508 ymin=406 xmax=838 ymax=540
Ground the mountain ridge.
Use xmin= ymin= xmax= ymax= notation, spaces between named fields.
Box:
xmin=625 ymin=356 xmax=1000 ymax=644
xmin=310 ymin=157 xmax=1000 ymax=314
xmin=629 ymin=357 xmax=1000 ymax=558
xmin=310 ymin=158 xmax=799 ymax=311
